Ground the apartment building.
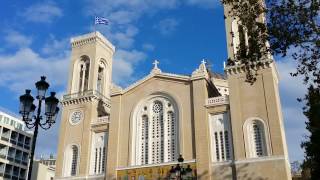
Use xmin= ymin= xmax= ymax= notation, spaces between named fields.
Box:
xmin=0 ymin=110 xmax=32 ymax=180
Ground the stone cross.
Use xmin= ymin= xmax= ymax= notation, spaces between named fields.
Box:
xmin=201 ymin=59 xmax=206 ymax=65
xmin=153 ymin=60 xmax=159 ymax=69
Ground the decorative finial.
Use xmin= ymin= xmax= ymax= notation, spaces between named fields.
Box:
xmin=191 ymin=59 xmax=209 ymax=78
xmin=201 ymin=59 xmax=206 ymax=65
xmin=151 ymin=59 xmax=161 ymax=74
xmin=153 ymin=60 xmax=159 ymax=69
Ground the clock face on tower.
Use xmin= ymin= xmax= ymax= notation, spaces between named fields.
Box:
xmin=69 ymin=111 xmax=83 ymax=125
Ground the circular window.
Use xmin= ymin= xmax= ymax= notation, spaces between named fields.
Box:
xmin=152 ymin=102 xmax=163 ymax=113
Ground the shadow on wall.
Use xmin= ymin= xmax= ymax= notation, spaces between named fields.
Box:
xmin=197 ymin=163 xmax=269 ymax=180
xmin=107 ymin=163 xmax=272 ymax=180
xmin=97 ymin=100 xmax=108 ymax=117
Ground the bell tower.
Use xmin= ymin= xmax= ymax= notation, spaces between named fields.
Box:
xmin=55 ymin=31 xmax=115 ymax=179
xmin=223 ymin=3 xmax=292 ymax=179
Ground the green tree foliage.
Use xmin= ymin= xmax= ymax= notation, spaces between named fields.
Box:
xmin=223 ymin=0 xmax=319 ymax=87
xmin=300 ymin=86 xmax=320 ymax=179
xmin=222 ymin=0 xmax=319 ymax=178
xmin=268 ymin=0 xmax=320 ymax=86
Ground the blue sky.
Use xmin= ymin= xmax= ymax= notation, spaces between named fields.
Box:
xmin=0 ymin=0 xmax=307 ymax=162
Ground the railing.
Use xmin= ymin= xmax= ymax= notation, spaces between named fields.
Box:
xmin=63 ymin=90 xmax=111 ymax=104
xmin=92 ymin=116 xmax=110 ymax=125
xmin=206 ymin=96 xmax=229 ymax=107
xmin=1 ymin=135 xmax=10 ymax=142
xmin=97 ymin=116 xmax=110 ymax=123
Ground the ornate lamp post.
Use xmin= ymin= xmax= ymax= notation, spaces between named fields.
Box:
xmin=169 ymin=155 xmax=194 ymax=180
xmin=19 ymin=76 xmax=59 ymax=180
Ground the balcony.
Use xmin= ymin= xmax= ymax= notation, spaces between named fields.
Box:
xmin=206 ymin=96 xmax=229 ymax=107
xmin=91 ymin=116 xmax=110 ymax=126
xmin=91 ymin=116 xmax=110 ymax=130
xmin=1 ymin=135 xmax=10 ymax=142
xmin=62 ymin=90 xmax=111 ymax=108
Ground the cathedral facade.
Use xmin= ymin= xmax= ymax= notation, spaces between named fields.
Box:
xmin=55 ymin=5 xmax=292 ymax=180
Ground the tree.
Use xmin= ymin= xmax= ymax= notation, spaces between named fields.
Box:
xmin=222 ymin=0 xmax=319 ymax=87
xmin=221 ymin=0 xmax=319 ymax=178
xmin=300 ymin=85 xmax=320 ymax=179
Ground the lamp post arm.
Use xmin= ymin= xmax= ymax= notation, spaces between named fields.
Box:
xmin=39 ymin=122 xmax=52 ymax=130
xmin=25 ymin=122 xmax=36 ymax=129
xmin=27 ymin=98 xmax=42 ymax=180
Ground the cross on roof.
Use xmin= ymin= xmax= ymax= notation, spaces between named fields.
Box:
xmin=153 ymin=60 xmax=159 ymax=69
xmin=201 ymin=59 xmax=207 ymax=65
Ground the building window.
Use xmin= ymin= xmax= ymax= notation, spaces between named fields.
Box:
xmin=231 ymin=20 xmax=249 ymax=58
xmin=77 ymin=56 xmax=90 ymax=93
xmin=97 ymin=67 xmax=104 ymax=93
xmin=90 ymin=132 xmax=107 ymax=175
xmin=244 ymin=119 xmax=269 ymax=158
xmin=141 ymin=115 xmax=149 ymax=165
xmin=71 ymin=145 xmax=78 ymax=176
xmin=209 ymin=113 xmax=232 ymax=162
xmin=133 ymin=96 xmax=178 ymax=165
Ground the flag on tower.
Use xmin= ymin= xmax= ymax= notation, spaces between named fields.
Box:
xmin=95 ymin=16 xmax=109 ymax=25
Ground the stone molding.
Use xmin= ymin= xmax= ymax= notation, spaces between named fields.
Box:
xmin=70 ymin=31 xmax=115 ymax=52
xmin=224 ymin=59 xmax=273 ymax=75
xmin=61 ymin=90 xmax=111 ymax=110
xmin=111 ymin=72 xmax=191 ymax=96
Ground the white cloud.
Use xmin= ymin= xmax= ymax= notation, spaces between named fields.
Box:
xmin=22 ymin=1 xmax=63 ymax=23
xmin=83 ymin=0 xmax=218 ymax=88
xmin=112 ymin=49 xmax=147 ymax=86
xmin=41 ymin=35 xmax=69 ymax=56
xmin=154 ymin=18 xmax=179 ymax=36
xmin=0 ymin=48 xmax=69 ymax=94
xmin=4 ymin=30 xmax=33 ymax=48
xmin=142 ymin=43 xmax=155 ymax=51
xmin=111 ymin=26 xmax=139 ymax=48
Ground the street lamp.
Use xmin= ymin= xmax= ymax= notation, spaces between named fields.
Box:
xmin=19 ymin=76 xmax=59 ymax=180
xmin=169 ymin=154 xmax=194 ymax=180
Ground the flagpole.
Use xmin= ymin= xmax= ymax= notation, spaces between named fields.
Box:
xmin=94 ymin=16 xmax=96 ymax=33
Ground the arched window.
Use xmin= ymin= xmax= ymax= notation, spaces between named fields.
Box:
xmin=90 ymin=132 xmax=107 ymax=175
xmin=71 ymin=146 xmax=78 ymax=176
xmin=209 ymin=113 xmax=232 ymax=162
xmin=78 ymin=56 xmax=90 ymax=92
xmin=244 ymin=119 xmax=269 ymax=158
xmin=97 ymin=61 xmax=107 ymax=94
xmin=231 ymin=20 xmax=248 ymax=58
xmin=63 ymin=144 xmax=79 ymax=177
xmin=140 ymin=115 xmax=149 ymax=165
xmin=167 ymin=111 xmax=176 ymax=161
xmin=151 ymin=101 xmax=164 ymax=164
xmin=132 ymin=96 xmax=178 ymax=165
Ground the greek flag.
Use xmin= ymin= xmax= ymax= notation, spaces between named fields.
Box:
xmin=95 ymin=16 xmax=109 ymax=25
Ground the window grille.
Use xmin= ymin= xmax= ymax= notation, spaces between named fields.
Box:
xmin=210 ymin=113 xmax=232 ymax=162
xmin=135 ymin=97 xmax=178 ymax=165
xmin=71 ymin=146 xmax=78 ymax=176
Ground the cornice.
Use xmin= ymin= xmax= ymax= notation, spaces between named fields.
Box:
xmin=121 ymin=71 xmax=191 ymax=94
xmin=224 ymin=59 xmax=273 ymax=75
xmin=61 ymin=90 xmax=111 ymax=109
xmin=70 ymin=31 xmax=115 ymax=52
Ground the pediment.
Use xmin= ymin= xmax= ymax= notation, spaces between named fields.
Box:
xmin=111 ymin=72 xmax=191 ymax=96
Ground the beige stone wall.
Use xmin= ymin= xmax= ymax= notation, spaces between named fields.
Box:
xmin=227 ymin=64 xmax=291 ymax=179
xmin=191 ymin=78 xmax=211 ymax=179
xmin=56 ymin=32 xmax=114 ymax=179
xmin=107 ymin=76 xmax=196 ymax=178
xmin=235 ymin=158 xmax=290 ymax=179
xmin=56 ymin=31 xmax=292 ymax=180
xmin=106 ymin=95 xmax=121 ymax=179
xmin=55 ymin=101 xmax=99 ymax=178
